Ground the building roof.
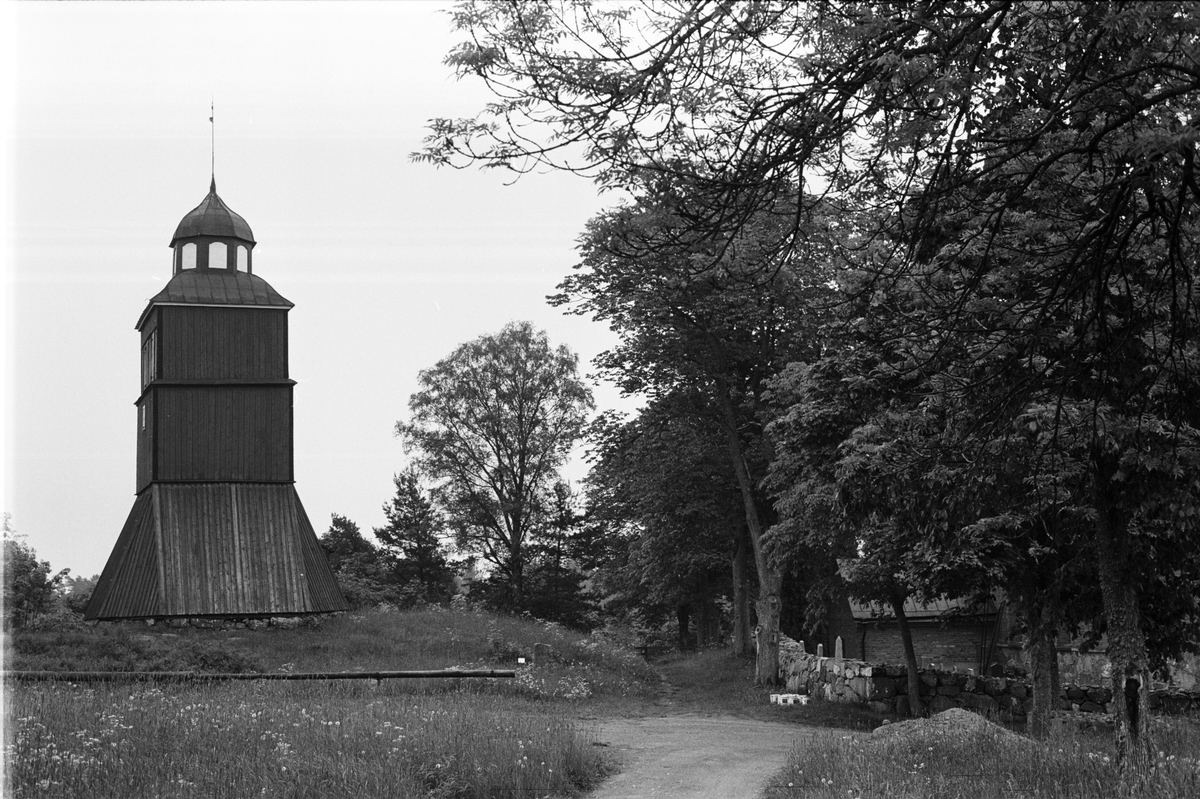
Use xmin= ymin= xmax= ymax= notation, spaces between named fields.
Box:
xmin=147 ymin=269 xmax=291 ymax=307
xmin=137 ymin=270 xmax=292 ymax=328
xmin=170 ymin=178 xmax=255 ymax=246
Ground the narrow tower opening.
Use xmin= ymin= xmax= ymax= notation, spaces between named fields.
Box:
xmin=210 ymin=241 xmax=228 ymax=271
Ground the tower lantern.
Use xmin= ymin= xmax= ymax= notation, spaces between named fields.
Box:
xmin=87 ymin=180 xmax=347 ymax=620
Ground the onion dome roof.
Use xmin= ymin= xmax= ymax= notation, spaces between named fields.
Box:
xmin=170 ymin=178 xmax=255 ymax=247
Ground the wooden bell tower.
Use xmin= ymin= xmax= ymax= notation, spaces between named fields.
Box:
xmin=87 ymin=180 xmax=346 ymax=619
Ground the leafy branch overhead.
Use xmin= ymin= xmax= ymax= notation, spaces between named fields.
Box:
xmin=420 ymin=0 xmax=1200 ymax=761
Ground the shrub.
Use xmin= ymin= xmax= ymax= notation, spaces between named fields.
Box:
xmin=3 ymin=521 xmax=68 ymax=630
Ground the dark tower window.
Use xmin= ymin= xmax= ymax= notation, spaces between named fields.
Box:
xmin=140 ymin=330 xmax=157 ymax=390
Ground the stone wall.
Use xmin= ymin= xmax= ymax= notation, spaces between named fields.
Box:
xmin=778 ymin=637 xmax=1200 ymax=720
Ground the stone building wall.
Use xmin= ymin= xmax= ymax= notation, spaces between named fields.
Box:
xmin=778 ymin=637 xmax=1200 ymax=720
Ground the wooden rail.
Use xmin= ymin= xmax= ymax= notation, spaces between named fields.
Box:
xmin=7 ymin=669 xmax=516 ymax=683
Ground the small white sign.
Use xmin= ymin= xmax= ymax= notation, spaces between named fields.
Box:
xmin=770 ymin=693 xmax=808 ymax=706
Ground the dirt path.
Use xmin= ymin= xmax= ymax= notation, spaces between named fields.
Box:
xmin=584 ymin=714 xmax=825 ymax=799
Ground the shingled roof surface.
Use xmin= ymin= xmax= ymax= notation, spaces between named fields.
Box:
xmin=145 ymin=270 xmax=293 ymax=310
xmin=170 ymin=180 xmax=255 ymax=245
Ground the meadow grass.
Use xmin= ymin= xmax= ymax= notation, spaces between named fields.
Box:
xmin=4 ymin=607 xmax=660 ymax=798
xmin=6 ymin=680 xmax=606 ymax=798
xmin=764 ymin=709 xmax=1200 ymax=799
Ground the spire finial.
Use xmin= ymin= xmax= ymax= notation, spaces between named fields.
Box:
xmin=209 ymin=99 xmax=215 ymax=184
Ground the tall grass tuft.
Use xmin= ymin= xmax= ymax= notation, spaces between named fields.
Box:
xmin=7 ymin=680 xmax=606 ymax=798
xmin=766 ymin=710 xmax=1200 ymax=799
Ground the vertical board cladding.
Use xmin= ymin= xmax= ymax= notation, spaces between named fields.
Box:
xmin=155 ymin=385 xmax=293 ymax=481
xmin=158 ymin=306 xmax=288 ymax=381
xmin=136 ymin=394 xmax=154 ymax=492
xmin=84 ymin=493 xmax=161 ymax=619
xmin=295 ymin=493 xmax=348 ymax=612
xmin=137 ymin=483 xmax=345 ymax=616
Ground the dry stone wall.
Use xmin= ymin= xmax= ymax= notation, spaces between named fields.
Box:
xmin=778 ymin=637 xmax=1200 ymax=720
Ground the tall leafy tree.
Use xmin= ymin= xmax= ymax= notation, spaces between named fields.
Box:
xmin=396 ymin=321 xmax=594 ymax=608
xmin=320 ymin=513 xmax=377 ymax=573
xmin=556 ymin=184 xmax=837 ymax=682
xmin=421 ymin=0 xmax=1200 ymax=761
xmin=374 ymin=467 xmax=457 ymax=606
xmin=3 ymin=516 xmax=68 ymax=630
xmin=586 ymin=399 xmax=750 ymax=651
xmin=521 ymin=481 xmax=602 ymax=629
xmin=319 ymin=514 xmax=402 ymax=610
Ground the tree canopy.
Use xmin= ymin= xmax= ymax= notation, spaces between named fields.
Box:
xmin=421 ymin=0 xmax=1200 ymax=762
xmin=396 ymin=321 xmax=594 ymax=608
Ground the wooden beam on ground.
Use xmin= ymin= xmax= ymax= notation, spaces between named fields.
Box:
xmin=7 ymin=669 xmax=516 ymax=683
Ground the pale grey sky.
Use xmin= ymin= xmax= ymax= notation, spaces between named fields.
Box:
xmin=3 ymin=2 xmax=631 ymax=578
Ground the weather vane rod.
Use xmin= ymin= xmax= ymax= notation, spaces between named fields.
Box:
xmin=209 ymin=99 xmax=215 ymax=183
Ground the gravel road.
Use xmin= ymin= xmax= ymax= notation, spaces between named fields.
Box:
xmin=585 ymin=714 xmax=826 ymax=799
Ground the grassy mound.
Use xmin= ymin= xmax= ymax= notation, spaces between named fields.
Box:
xmin=7 ymin=607 xmax=659 ymax=698
xmin=766 ymin=708 xmax=1200 ymax=799
xmin=7 ymin=608 xmax=663 ymax=799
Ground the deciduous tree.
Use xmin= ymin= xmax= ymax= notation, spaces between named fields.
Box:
xmin=396 ymin=322 xmax=593 ymax=609
xmin=2 ymin=516 xmax=68 ymax=630
xmin=586 ymin=399 xmax=749 ymax=651
xmin=421 ymin=1 xmax=1200 ymax=761
xmin=557 ymin=182 xmax=837 ymax=682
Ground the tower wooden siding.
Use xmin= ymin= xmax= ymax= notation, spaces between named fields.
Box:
xmin=155 ymin=306 xmax=288 ymax=381
xmin=88 ymin=484 xmax=344 ymax=618
xmin=136 ymin=392 xmax=154 ymax=490
xmin=87 ymin=493 xmax=161 ymax=618
xmin=86 ymin=179 xmax=347 ymax=620
xmin=139 ymin=386 xmax=293 ymax=489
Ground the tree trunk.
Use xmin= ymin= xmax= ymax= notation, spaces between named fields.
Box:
xmin=715 ymin=378 xmax=783 ymax=685
xmin=1093 ymin=467 xmax=1152 ymax=770
xmin=730 ymin=530 xmax=752 ymax=656
xmin=755 ymin=570 xmax=784 ymax=684
xmin=509 ymin=540 xmax=525 ymax=609
xmin=697 ymin=574 xmax=712 ymax=648
xmin=891 ymin=592 xmax=923 ymax=717
xmin=1026 ymin=600 xmax=1059 ymax=739
xmin=677 ymin=604 xmax=692 ymax=650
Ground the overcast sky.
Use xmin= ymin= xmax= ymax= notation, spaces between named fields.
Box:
xmin=3 ymin=2 xmax=634 ymax=579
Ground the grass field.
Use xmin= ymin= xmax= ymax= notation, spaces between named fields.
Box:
xmin=4 ymin=607 xmax=660 ymax=798
xmin=764 ymin=710 xmax=1200 ymax=799
xmin=9 ymin=609 xmax=1200 ymax=798
xmin=8 ymin=681 xmax=606 ymax=799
